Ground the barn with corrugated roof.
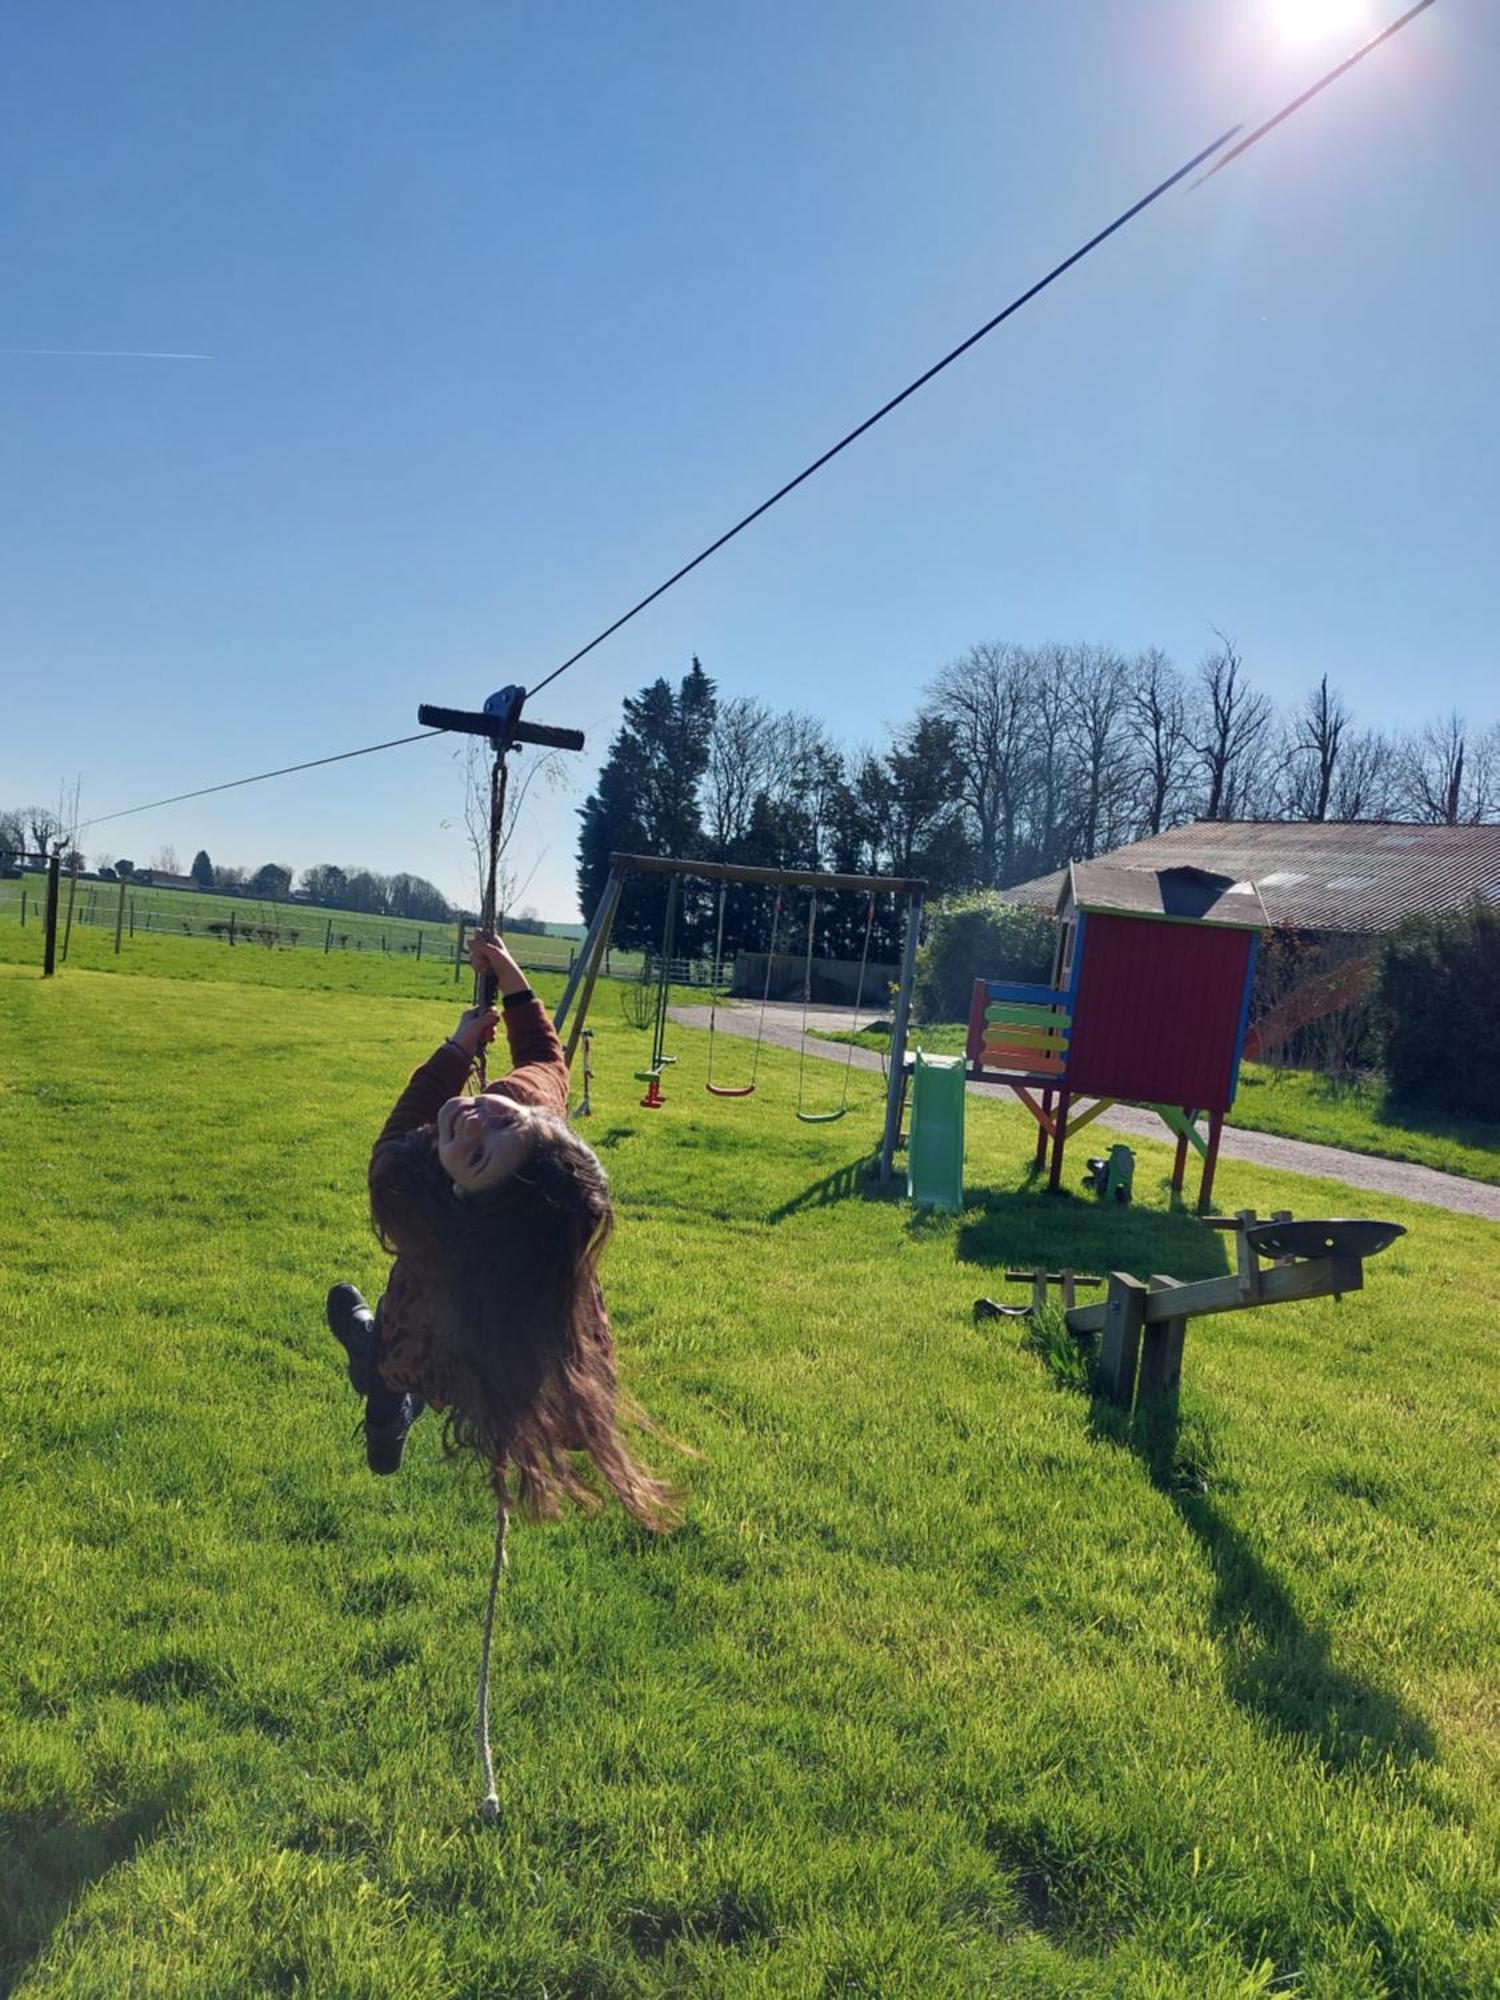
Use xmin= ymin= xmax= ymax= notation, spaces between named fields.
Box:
xmin=1000 ymin=821 xmax=1500 ymax=937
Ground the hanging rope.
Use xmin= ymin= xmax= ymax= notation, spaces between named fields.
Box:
xmin=705 ymin=883 xmax=779 ymax=1097
xmin=475 ymin=1497 xmax=510 ymax=1824
xmin=472 ymin=751 xmax=509 ymax=1090
xmin=639 ymin=875 xmax=679 ymax=1105
xmin=796 ymin=892 xmax=878 ymax=1124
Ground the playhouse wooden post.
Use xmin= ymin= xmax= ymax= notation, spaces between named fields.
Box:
xmin=1035 ymin=1088 xmax=1052 ymax=1168
xmin=1096 ymin=1271 xmax=1148 ymax=1407
xmin=1048 ymin=1090 xmax=1071 ymax=1192
xmin=1198 ymin=1110 xmax=1226 ymax=1213
xmin=1170 ymin=1124 xmax=1190 ymax=1193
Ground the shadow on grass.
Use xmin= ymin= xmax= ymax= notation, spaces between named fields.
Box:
xmin=766 ymin=1154 xmax=887 ymax=1224
xmin=956 ymin=1178 xmax=1228 ymax=1288
xmin=1039 ymin=1338 xmax=1436 ymax=1773
xmin=0 ymin=1793 xmax=176 ymax=1993
xmin=1374 ymin=1092 xmax=1500 ymax=1157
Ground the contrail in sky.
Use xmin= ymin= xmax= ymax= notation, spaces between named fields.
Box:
xmin=1 ymin=347 xmax=212 ymax=360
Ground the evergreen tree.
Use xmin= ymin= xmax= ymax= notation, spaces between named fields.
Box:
xmin=190 ymin=849 xmax=214 ymax=887
xmin=577 ymin=659 xmax=717 ymax=950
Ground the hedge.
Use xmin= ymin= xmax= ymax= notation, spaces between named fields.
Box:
xmin=914 ymin=893 xmax=1057 ymax=1024
xmin=1378 ymin=898 xmax=1500 ymax=1119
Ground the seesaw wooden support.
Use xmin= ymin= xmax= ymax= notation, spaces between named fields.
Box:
xmin=1062 ymin=1209 xmax=1375 ymax=1409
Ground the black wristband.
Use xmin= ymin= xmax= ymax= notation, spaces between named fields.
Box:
xmin=501 ymin=987 xmax=536 ymax=1010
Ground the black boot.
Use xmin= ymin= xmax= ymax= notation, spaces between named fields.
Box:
xmin=326 ymin=1282 xmax=378 ymax=1394
xmin=326 ymin=1283 xmax=423 ymax=1476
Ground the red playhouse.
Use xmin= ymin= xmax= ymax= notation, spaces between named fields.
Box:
xmin=967 ymin=863 xmax=1269 ymax=1209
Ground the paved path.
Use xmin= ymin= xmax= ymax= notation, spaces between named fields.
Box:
xmin=669 ymin=1001 xmax=1500 ymax=1222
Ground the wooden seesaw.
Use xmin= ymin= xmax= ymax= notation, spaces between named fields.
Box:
xmin=976 ymin=1210 xmax=1406 ymax=1410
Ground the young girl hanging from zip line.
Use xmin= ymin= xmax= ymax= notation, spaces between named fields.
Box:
xmin=326 ymin=930 xmax=674 ymax=1531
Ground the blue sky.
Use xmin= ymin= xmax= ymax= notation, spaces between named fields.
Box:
xmin=3 ymin=2 xmax=1494 ymax=919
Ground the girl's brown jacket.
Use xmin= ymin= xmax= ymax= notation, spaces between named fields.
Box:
xmin=367 ymin=995 xmax=610 ymax=1408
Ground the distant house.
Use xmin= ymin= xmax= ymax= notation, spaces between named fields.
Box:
xmin=1001 ymin=821 xmax=1500 ymax=941
xmin=132 ymin=870 xmax=201 ymax=892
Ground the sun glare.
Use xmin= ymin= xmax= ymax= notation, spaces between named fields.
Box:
xmin=1270 ymin=0 xmax=1372 ymax=46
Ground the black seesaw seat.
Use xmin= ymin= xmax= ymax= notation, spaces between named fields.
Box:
xmin=1244 ymin=1218 xmax=1406 ymax=1262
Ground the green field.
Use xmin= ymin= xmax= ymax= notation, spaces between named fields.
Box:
xmin=3 ymin=945 xmax=1497 ymax=1995
xmin=0 ymin=879 xmax=615 ymax=976
xmin=825 ymin=1024 xmax=1500 ymax=1189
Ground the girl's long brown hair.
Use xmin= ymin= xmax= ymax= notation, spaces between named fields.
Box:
xmin=371 ymin=1114 xmax=676 ymax=1530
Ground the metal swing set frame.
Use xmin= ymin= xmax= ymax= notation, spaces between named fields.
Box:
xmin=555 ymin=853 xmax=927 ymax=1182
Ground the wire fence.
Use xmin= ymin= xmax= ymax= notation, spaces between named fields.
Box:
xmin=0 ymin=877 xmax=651 ymax=980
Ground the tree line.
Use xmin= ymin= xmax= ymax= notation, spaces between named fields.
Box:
xmin=0 ymin=818 xmax=459 ymax=926
xmin=576 ymin=645 xmax=1500 ymax=962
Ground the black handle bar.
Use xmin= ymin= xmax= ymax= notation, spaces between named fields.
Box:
xmin=417 ymin=704 xmax=586 ymax=753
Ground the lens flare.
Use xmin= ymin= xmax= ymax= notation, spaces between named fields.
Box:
xmin=1270 ymin=0 xmax=1373 ymax=45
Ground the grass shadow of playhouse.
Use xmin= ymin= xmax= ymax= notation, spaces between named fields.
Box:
xmin=1021 ymin=1312 xmax=1436 ymax=1775
xmin=954 ymin=1170 xmax=1229 ymax=1285
xmin=1 ymin=1792 xmax=177 ymax=1994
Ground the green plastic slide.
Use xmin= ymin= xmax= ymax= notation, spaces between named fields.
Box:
xmin=906 ymin=1052 xmax=966 ymax=1212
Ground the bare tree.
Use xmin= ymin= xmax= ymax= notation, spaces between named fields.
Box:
xmin=27 ymin=806 xmax=63 ymax=855
xmin=1019 ymin=667 xmax=1073 ymax=879
xmin=150 ymin=843 xmax=180 ymax=875
xmin=928 ymin=641 xmax=1038 ymax=885
xmin=1474 ymin=723 xmax=1500 ymax=823
xmin=458 ymin=739 xmax=568 ymax=923
xmin=1329 ymin=729 xmax=1398 ymax=821
xmin=1123 ymin=648 xmax=1193 ymax=837
xmin=1191 ymin=634 xmax=1273 ymax=821
xmin=703 ymin=695 xmax=776 ymax=855
xmin=1394 ymin=711 xmax=1499 ymax=824
xmin=1281 ymin=675 xmax=1351 ymax=821
xmin=1061 ymin=644 xmax=1133 ymax=858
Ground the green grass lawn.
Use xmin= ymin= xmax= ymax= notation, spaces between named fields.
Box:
xmin=3 ymin=953 xmax=1497 ymax=1996
xmin=823 ymin=1025 xmax=1500 ymax=1188
xmin=0 ymin=882 xmax=607 ymax=975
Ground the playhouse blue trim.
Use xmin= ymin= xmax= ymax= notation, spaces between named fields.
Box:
xmin=1227 ymin=929 xmax=1260 ymax=1105
xmin=1067 ymin=911 xmax=1087 ymax=1006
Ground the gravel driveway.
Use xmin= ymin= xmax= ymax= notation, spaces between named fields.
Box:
xmin=668 ymin=1001 xmax=1500 ymax=1222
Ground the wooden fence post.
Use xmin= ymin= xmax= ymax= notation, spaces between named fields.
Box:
xmin=324 ymin=917 xmax=333 ymax=954
xmin=42 ymin=851 xmax=62 ymax=977
xmin=454 ymin=919 xmax=465 ymax=982
xmin=228 ymin=909 xmax=236 ymax=947
xmin=20 ymin=888 xmax=26 ymax=927
xmin=114 ymin=875 xmax=126 ymax=954
xmin=129 ymin=895 xmax=135 ymax=937
xmin=416 ymin=930 xmax=423 ymax=961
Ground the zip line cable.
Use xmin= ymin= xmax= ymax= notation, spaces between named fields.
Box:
xmin=528 ymin=1 xmax=1438 ymax=701
xmin=76 ymin=731 xmax=441 ymax=833
xmin=74 ymin=2 xmax=1439 ymax=836
xmin=524 ymin=122 xmax=1241 ymax=701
